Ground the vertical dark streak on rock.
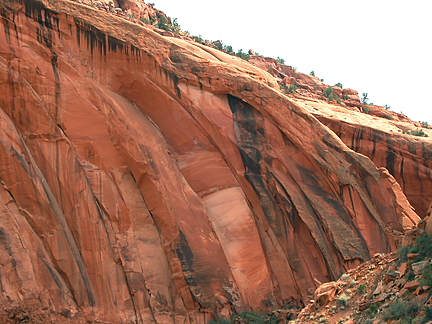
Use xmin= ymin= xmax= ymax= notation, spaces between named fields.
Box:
xmin=400 ymin=156 xmax=406 ymax=192
xmin=0 ymin=5 xmax=19 ymax=43
xmin=416 ymin=157 xmax=424 ymax=198
xmin=42 ymin=258 xmax=74 ymax=297
xmin=174 ymin=230 xmax=211 ymax=307
xmin=370 ymin=129 xmax=377 ymax=160
xmin=51 ymin=53 xmax=61 ymax=124
xmin=351 ymin=127 xmax=357 ymax=151
xmin=22 ymin=0 xmax=62 ymax=124
xmin=108 ymin=34 xmax=124 ymax=53
xmin=3 ymin=23 xmax=10 ymax=43
xmin=386 ymin=149 xmax=396 ymax=177
xmin=74 ymin=18 xmax=107 ymax=58
xmin=227 ymin=94 xmax=341 ymax=281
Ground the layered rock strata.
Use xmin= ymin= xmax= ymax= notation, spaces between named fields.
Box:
xmin=320 ymin=117 xmax=432 ymax=218
xmin=288 ymin=97 xmax=432 ymax=218
xmin=0 ymin=0 xmax=421 ymax=322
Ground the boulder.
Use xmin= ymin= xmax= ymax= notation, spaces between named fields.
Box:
xmin=313 ymin=282 xmax=338 ymax=306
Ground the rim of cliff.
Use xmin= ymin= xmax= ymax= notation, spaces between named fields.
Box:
xmin=15 ymin=0 xmax=432 ymax=140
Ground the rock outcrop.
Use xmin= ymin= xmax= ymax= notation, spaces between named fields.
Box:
xmin=297 ymin=230 xmax=432 ymax=324
xmin=320 ymin=117 xmax=432 ymax=218
xmin=247 ymin=56 xmax=432 ymax=219
xmin=0 ymin=0 xmax=422 ymax=323
xmin=286 ymin=96 xmax=432 ymax=218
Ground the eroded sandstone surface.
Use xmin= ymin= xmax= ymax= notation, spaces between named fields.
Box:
xmin=0 ymin=0 xmax=423 ymax=323
xmin=289 ymin=97 xmax=432 ymax=218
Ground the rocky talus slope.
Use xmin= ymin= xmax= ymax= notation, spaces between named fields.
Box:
xmin=294 ymin=225 xmax=432 ymax=324
xmin=0 ymin=0 xmax=427 ymax=323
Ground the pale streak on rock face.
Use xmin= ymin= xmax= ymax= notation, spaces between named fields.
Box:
xmin=0 ymin=0 xmax=421 ymax=322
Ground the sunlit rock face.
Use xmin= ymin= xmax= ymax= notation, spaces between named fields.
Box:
xmin=316 ymin=117 xmax=432 ymax=218
xmin=248 ymin=52 xmax=432 ymax=220
xmin=0 ymin=0 xmax=420 ymax=322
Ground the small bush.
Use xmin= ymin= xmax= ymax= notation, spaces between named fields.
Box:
xmin=310 ymin=70 xmax=315 ymax=76
xmin=234 ymin=311 xmax=277 ymax=324
xmin=343 ymin=94 xmax=349 ymax=100
xmin=140 ymin=17 xmax=150 ymax=24
xmin=420 ymin=305 xmax=432 ymax=324
xmin=395 ymin=233 xmax=432 ymax=264
xmin=403 ymin=130 xmax=429 ymax=137
xmin=396 ymin=231 xmax=432 ymax=266
xmin=414 ymin=234 xmax=432 ymax=257
xmin=336 ymin=293 xmax=349 ymax=308
xmin=385 ymin=114 xmax=393 ymax=120
xmin=193 ymin=35 xmax=204 ymax=44
xmin=356 ymin=283 xmax=366 ymax=294
xmin=157 ymin=15 xmax=169 ymax=30
xmin=211 ymin=40 xmax=223 ymax=51
xmin=406 ymin=269 xmax=415 ymax=281
xmin=335 ymin=96 xmax=341 ymax=104
xmin=384 ymin=104 xmax=391 ymax=110
xmin=361 ymin=93 xmax=369 ymax=105
xmin=284 ymin=85 xmax=298 ymax=94
xmin=421 ymin=265 xmax=432 ymax=288
xmin=323 ymin=87 xmax=334 ymax=101
xmin=420 ymin=121 xmax=430 ymax=129
xmin=397 ymin=244 xmax=410 ymax=265
xmin=276 ymin=56 xmax=285 ymax=64
xmin=367 ymin=303 xmax=379 ymax=318
xmin=363 ymin=106 xmax=370 ymax=114
xmin=172 ymin=17 xmax=180 ymax=28
xmin=236 ymin=49 xmax=250 ymax=61
xmin=381 ymin=299 xmax=420 ymax=322
xmin=224 ymin=45 xmax=234 ymax=55
xmin=334 ymin=82 xmax=343 ymax=88
xmin=208 ymin=318 xmax=231 ymax=324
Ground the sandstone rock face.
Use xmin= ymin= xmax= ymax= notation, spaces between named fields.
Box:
xmin=248 ymin=55 xmax=361 ymax=104
xmin=287 ymin=96 xmax=432 ymax=219
xmin=0 ymin=0 xmax=421 ymax=323
xmin=317 ymin=116 xmax=432 ymax=218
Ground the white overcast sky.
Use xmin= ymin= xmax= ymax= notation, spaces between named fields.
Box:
xmin=152 ymin=0 xmax=432 ymax=123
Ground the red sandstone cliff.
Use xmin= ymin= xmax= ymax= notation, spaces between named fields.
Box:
xmin=289 ymin=97 xmax=432 ymax=218
xmin=246 ymin=56 xmax=432 ymax=218
xmin=0 ymin=0 xmax=423 ymax=323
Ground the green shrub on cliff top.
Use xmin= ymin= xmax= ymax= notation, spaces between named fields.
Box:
xmin=403 ymin=130 xmax=429 ymax=137
xmin=323 ymin=87 xmax=334 ymax=101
